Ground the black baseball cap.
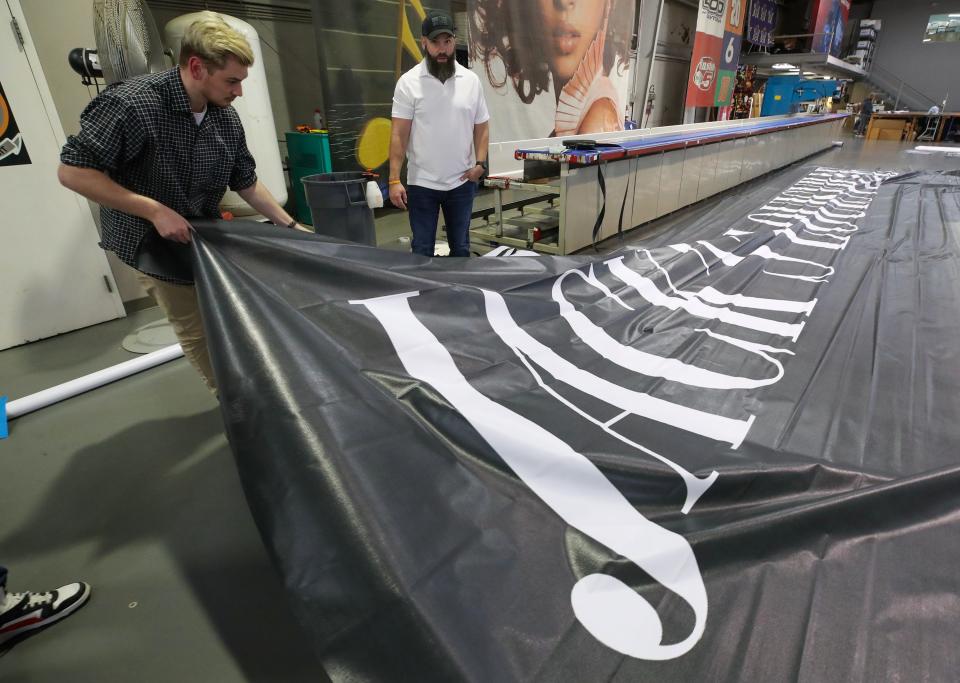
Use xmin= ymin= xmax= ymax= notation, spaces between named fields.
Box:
xmin=422 ymin=10 xmax=456 ymax=39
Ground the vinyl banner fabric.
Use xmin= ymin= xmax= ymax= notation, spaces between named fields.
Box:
xmin=714 ymin=0 xmax=746 ymax=107
xmin=192 ymin=167 xmax=960 ymax=681
xmin=686 ymin=0 xmax=745 ymax=108
xmin=468 ymin=0 xmax=637 ymax=141
xmin=686 ymin=33 xmax=722 ymax=108
xmin=685 ymin=0 xmax=724 ymax=108
xmin=747 ymin=0 xmax=777 ymax=47
xmin=812 ymin=0 xmax=851 ymax=56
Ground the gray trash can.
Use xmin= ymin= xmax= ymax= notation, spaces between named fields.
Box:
xmin=301 ymin=172 xmax=377 ymax=245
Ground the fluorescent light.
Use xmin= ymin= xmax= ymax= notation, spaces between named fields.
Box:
xmin=772 ymin=63 xmax=797 ymax=70
xmin=949 ymin=13 xmax=960 ymax=17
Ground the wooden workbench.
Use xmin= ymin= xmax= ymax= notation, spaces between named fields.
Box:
xmin=865 ymin=111 xmax=960 ymax=142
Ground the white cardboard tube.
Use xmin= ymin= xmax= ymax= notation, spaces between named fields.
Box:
xmin=6 ymin=344 xmax=185 ymax=420
xmin=915 ymin=145 xmax=960 ymax=153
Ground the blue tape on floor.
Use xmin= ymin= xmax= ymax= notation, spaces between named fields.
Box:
xmin=0 ymin=396 xmax=7 ymax=439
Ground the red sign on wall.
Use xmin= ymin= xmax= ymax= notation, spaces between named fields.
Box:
xmin=685 ymin=0 xmax=727 ymax=108
xmin=686 ymin=0 xmax=745 ymax=109
xmin=687 ymin=33 xmax=723 ymax=107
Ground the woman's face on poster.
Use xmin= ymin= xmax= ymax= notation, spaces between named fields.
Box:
xmin=537 ymin=0 xmax=607 ymax=82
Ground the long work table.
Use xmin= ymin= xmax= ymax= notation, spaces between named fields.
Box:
xmin=473 ymin=114 xmax=848 ymax=255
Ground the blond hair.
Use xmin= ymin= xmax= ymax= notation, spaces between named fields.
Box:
xmin=178 ymin=13 xmax=254 ymax=69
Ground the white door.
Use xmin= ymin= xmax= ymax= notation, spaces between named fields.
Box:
xmin=1 ymin=0 xmax=124 ymax=350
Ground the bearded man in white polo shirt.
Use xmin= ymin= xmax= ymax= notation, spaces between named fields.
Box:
xmin=389 ymin=10 xmax=490 ymax=257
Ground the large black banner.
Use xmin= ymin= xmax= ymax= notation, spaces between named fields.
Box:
xmin=193 ymin=167 xmax=960 ymax=681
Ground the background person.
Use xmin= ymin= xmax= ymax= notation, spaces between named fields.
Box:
xmin=389 ymin=10 xmax=490 ymax=258
xmin=854 ymin=93 xmax=875 ymax=136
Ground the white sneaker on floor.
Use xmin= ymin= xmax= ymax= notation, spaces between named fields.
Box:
xmin=0 ymin=582 xmax=91 ymax=647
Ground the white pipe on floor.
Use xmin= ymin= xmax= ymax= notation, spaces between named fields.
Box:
xmin=915 ymin=145 xmax=960 ymax=153
xmin=5 ymin=344 xmax=184 ymax=420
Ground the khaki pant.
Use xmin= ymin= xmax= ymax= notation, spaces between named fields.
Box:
xmin=136 ymin=272 xmax=217 ymax=393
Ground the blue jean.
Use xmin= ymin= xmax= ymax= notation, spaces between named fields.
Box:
xmin=855 ymin=113 xmax=870 ymax=135
xmin=407 ymin=181 xmax=476 ymax=257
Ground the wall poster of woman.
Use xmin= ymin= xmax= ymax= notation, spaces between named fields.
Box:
xmin=468 ymin=0 xmax=638 ymax=143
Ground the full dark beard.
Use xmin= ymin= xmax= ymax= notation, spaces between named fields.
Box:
xmin=426 ymin=51 xmax=456 ymax=82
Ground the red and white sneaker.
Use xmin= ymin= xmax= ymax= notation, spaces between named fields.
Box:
xmin=0 ymin=582 xmax=91 ymax=647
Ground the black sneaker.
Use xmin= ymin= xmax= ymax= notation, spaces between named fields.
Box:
xmin=0 ymin=582 xmax=91 ymax=647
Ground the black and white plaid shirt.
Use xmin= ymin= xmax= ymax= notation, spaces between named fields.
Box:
xmin=61 ymin=67 xmax=257 ymax=283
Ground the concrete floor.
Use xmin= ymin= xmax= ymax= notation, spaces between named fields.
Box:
xmin=1 ymin=136 xmax=958 ymax=682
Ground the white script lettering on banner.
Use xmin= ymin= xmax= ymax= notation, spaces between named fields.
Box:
xmin=351 ymin=167 xmax=893 ymax=660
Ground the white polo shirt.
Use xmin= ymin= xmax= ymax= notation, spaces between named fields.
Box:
xmin=392 ymin=60 xmax=490 ymax=191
